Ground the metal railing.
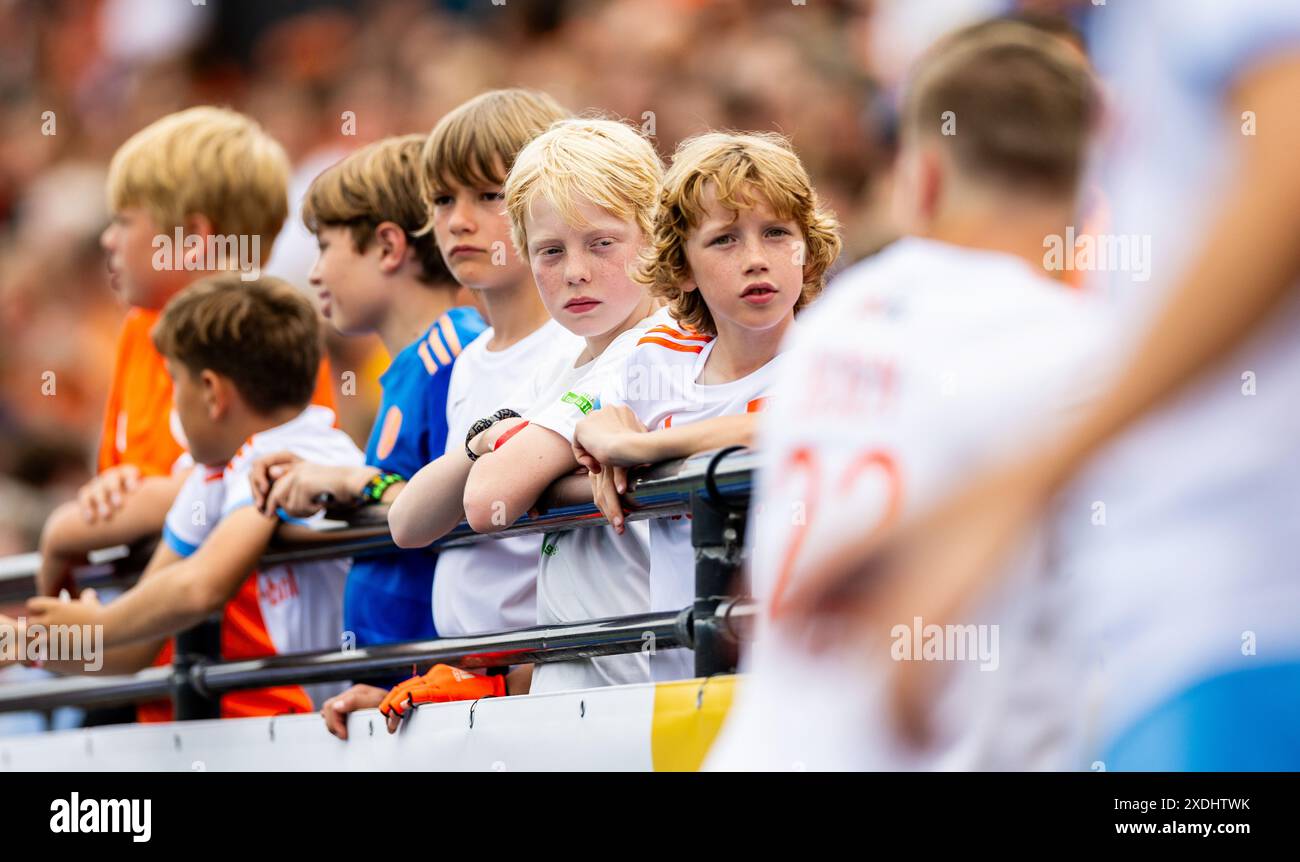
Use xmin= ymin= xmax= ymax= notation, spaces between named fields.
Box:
xmin=0 ymin=449 xmax=756 ymax=717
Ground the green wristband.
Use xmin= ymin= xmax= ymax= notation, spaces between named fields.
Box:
xmin=358 ymin=471 xmax=403 ymax=505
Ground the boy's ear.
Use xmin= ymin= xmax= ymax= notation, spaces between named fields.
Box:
xmin=181 ymin=213 xmax=217 ymax=270
xmin=679 ymin=271 xmax=699 ymax=294
xmin=374 ymin=222 xmax=410 ymax=275
xmin=917 ymin=146 xmax=945 ymax=223
xmin=199 ymin=369 xmax=230 ymax=421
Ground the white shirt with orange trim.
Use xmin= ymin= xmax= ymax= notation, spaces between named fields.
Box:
xmin=432 ymin=319 xmax=585 ymax=637
xmin=596 ymin=314 xmax=782 ymax=682
xmin=704 ymin=238 xmax=1108 ymax=771
xmin=521 ymin=308 xmax=666 ymax=694
xmin=161 ymin=405 xmax=364 ymax=709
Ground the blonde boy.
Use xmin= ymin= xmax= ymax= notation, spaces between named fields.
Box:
xmin=387 ymin=118 xmax=665 ymax=704
xmin=36 ymin=108 xmax=334 ymax=600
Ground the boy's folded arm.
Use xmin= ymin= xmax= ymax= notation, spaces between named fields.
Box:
xmin=94 ymin=507 xmax=276 ymax=648
xmin=620 ymin=413 xmax=757 ymax=466
xmin=387 ymin=448 xmax=476 ymax=548
xmin=462 ymin=424 xmax=577 ymax=534
xmin=40 ymin=472 xmax=189 ymax=559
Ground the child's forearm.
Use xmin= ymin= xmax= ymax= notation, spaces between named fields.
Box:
xmin=1034 ymin=56 xmax=1300 ymax=496
xmin=41 ymin=474 xmax=186 ymax=558
xmin=36 ymin=474 xmax=187 ymax=596
xmin=634 ymin=413 xmax=757 ymax=465
xmin=95 ymin=560 xmax=230 ymax=648
xmin=388 ymin=449 xmax=475 ymax=547
xmin=41 ymin=640 xmax=167 ymax=677
xmin=463 ymin=425 xmax=576 ymax=533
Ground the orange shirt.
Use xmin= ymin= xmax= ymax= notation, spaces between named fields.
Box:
xmin=98 ymin=309 xmax=182 ymax=476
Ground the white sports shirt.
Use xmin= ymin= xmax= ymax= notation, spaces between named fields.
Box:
xmin=162 ymin=405 xmax=364 ymax=709
xmin=432 ymin=319 xmax=585 ymax=636
xmin=705 ymin=238 xmax=1108 ymax=770
xmin=524 ymin=308 xmax=667 ymax=694
xmin=593 ymin=311 xmax=783 ymax=682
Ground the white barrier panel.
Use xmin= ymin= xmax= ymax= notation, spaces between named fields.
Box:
xmin=0 ymin=676 xmax=738 ymax=772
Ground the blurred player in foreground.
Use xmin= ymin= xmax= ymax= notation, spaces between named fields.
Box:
xmin=776 ymin=0 xmax=1300 ymax=771
xmin=707 ymin=20 xmax=1105 ymax=770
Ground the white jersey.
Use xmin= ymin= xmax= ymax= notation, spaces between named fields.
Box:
xmin=1052 ymin=0 xmax=1300 ymax=745
xmin=706 ymin=238 xmax=1108 ymax=771
xmin=162 ymin=405 xmax=364 ymax=708
xmin=594 ymin=312 xmax=782 ymax=682
xmin=524 ymin=309 xmax=666 ymax=694
xmin=432 ymin=319 xmax=585 ymax=636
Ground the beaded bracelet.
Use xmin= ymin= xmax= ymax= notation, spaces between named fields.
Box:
xmin=464 ymin=408 xmax=522 ymax=461
xmin=358 ymin=471 xmax=404 ymax=505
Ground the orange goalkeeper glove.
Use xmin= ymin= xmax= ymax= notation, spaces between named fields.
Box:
xmin=378 ymin=664 xmax=506 ymax=720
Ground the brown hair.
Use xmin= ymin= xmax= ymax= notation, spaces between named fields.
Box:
xmin=107 ymin=107 xmax=289 ymax=262
xmin=418 ymin=88 xmax=569 ymax=223
xmin=302 ymin=135 xmax=452 ymax=285
xmin=152 ymin=274 xmax=321 ymax=415
xmin=638 ymin=132 xmax=841 ymax=336
xmin=901 ymin=19 xmax=1097 ymax=195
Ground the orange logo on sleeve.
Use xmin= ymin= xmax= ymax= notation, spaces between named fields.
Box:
xmin=376 ymin=405 xmax=403 ymax=460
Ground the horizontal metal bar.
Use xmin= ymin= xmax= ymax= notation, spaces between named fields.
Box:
xmin=0 ymin=667 xmax=173 ymax=714
xmin=0 ymin=450 xmax=756 ymax=600
xmin=197 ymin=609 xmax=694 ymax=695
xmin=0 ymin=607 xmax=708 ymax=713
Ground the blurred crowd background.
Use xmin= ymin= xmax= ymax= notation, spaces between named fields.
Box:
xmin=0 ymin=0 xmax=1076 ymax=556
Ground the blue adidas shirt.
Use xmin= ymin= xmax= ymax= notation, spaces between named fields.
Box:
xmin=344 ymin=306 xmax=487 ymax=649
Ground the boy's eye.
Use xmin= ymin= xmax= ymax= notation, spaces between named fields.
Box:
xmin=432 ymin=194 xmax=453 ymax=207
xmin=538 ymin=246 xmax=563 ymax=257
xmin=766 ymin=226 xmax=793 ymax=238
xmin=708 ymin=234 xmax=734 ymax=247
xmin=591 ymin=238 xmax=616 ymax=250
xmin=480 ymin=191 xmax=504 ymax=203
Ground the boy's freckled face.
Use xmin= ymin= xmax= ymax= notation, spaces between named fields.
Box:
xmin=683 ymin=185 xmax=806 ymax=334
xmin=100 ymin=207 xmax=178 ymax=309
xmin=430 ymin=177 xmax=531 ymax=291
xmin=308 ymin=225 xmax=387 ymax=335
xmin=525 ymin=197 xmax=647 ymax=339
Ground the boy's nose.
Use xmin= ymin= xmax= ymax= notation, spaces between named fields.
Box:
xmin=448 ymin=200 xmax=476 ymax=235
xmin=743 ymin=245 xmax=770 ymax=274
xmin=565 ymin=257 xmax=591 ymax=285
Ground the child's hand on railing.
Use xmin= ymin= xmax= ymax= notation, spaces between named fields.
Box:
xmin=378 ymin=664 xmax=506 ymax=733
xmin=0 ymin=612 xmax=24 ymax=670
xmin=587 ymin=462 xmax=630 ymax=534
xmin=76 ymin=465 xmax=142 ymax=523
xmin=249 ymin=451 xmax=301 ymax=514
xmin=320 ymin=683 xmax=388 ymax=740
xmin=572 ymin=404 xmax=650 ymax=469
xmin=573 ymin=405 xmax=649 ymax=534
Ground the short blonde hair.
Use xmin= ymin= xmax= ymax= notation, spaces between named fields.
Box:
xmin=639 ymin=132 xmax=841 ymax=336
xmin=504 ymin=118 xmax=663 ymax=258
xmin=302 ymin=134 xmax=452 ymax=285
xmin=419 ymin=89 xmax=568 ymax=220
xmin=107 ymin=107 xmax=290 ymax=262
